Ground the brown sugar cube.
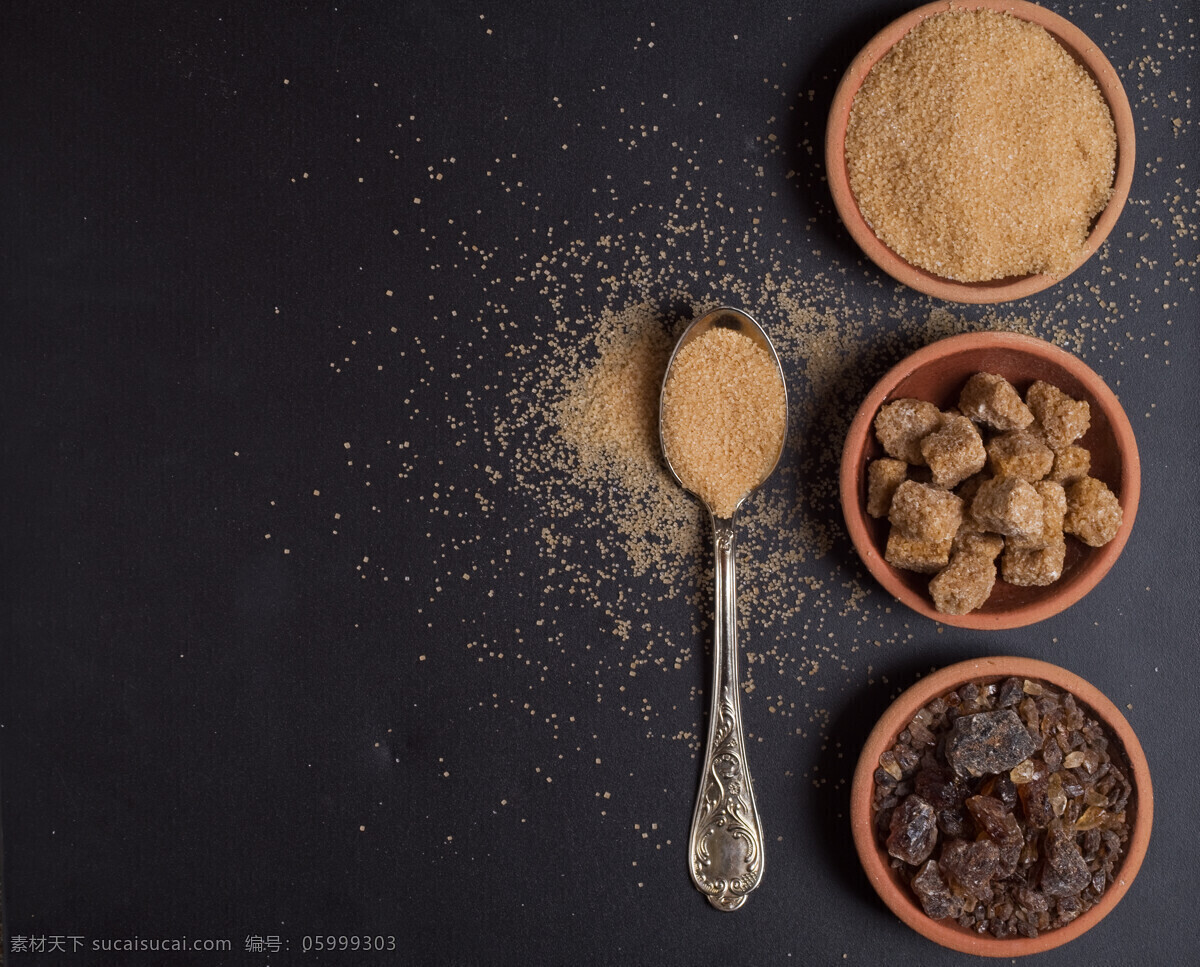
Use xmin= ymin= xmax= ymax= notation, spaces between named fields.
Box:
xmin=867 ymin=458 xmax=908 ymax=518
xmin=1007 ymin=480 xmax=1067 ymax=551
xmin=970 ymin=477 xmax=1044 ymax=542
xmin=930 ymin=551 xmax=998 ymax=614
xmin=1048 ymin=445 xmax=1091 ymax=484
xmin=1064 ymin=477 xmax=1122 ymax=547
xmin=986 ymin=430 xmax=1054 ymax=482
xmin=920 ymin=414 xmax=987 ymax=489
xmin=1001 ymin=539 xmax=1067 ymax=586
xmin=875 ymin=398 xmax=942 ymax=464
xmin=953 ymin=527 xmax=1004 ymax=559
xmin=957 ymin=373 xmax=1034 ymax=431
xmin=1035 ymin=480 xmax=1067 ymax=535
xmin=885 ymin=527 xmax=953 ymax=574
xmin=1026 ymin=380 xmax=1090 ymax=450
xmin=888 ymin=480 xmax=964 ymax=543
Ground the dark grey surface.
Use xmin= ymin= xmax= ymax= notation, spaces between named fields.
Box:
xmin=3 ymin=1 xmax=1198 ymax=964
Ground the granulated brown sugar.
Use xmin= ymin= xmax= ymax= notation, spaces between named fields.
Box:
xmin=845 ymin=9 xmax=1116 ymax=282
xmin=558 ymin=320 xmax=671 ymax=478
xmin=519 ymin=301 xmax=701 ymax=587
xmin=661 ymin=327 xmax=787 ymax=518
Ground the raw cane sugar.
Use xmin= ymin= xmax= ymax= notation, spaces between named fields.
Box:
xmin=986 ymin=430 xmax=1055 ymax=483
xmin=1063 ymin=477 xmax=1122 ymax=547
xmin=1048 ymin=445 xmax=1091 ymax=485
xmin=888 ymin=480 xmax=963 ymax=544
xmin=1006 ymin=480 xmax=1067 ymax=552
xmin=958 ymin=373 xmax=1034 ymax=431
xmin=1001 ymin=539 xmax=1067 ymax=587
xmin=885 ymin=529 xmax=953 ymax=575
xmin=867 ymin=458 xmax=908 ymax=519
xmin=875 ymin=398 xmax=942 ymax=465
xmin=1027 ymin=380 xmax=1091 ymax=451
xmin=929 ymin=548 xmax=997 ymax=615
xmin=970 ymin=477 xmax=1046 ymax=543
xmin=921 ymin=414 xmax=987 ymax=489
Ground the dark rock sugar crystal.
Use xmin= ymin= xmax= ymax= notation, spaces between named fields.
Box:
xmin=946 ymin=709 xmax=1037 ymax=778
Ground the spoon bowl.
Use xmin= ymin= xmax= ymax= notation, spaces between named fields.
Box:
xmin=659 ymin=306 xmax=788 ymax=910
xmin=660 ymin=309 xmax=789 ymax=511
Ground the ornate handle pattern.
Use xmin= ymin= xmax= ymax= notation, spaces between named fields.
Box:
xmin=688 ymin=519 xmax=764 ymax=911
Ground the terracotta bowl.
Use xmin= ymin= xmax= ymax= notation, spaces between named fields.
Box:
xmin=826 ymin=0 xmax=1135 ymax=304
xmin=839 ymin=331 xmax=1139 ymax=629
xmin=851 ymin=656 xmax=1153 ymax=957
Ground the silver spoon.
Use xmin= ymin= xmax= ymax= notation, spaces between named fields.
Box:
xmin=659 ymin=306 xmax=788 ymax=912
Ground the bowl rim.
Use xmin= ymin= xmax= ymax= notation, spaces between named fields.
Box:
xmin=838 ymin=331 xmax=1141 ymax=629
xmin=825 ymin=0 xmax=1136 ymax=304
xmin=850 ymin=655 xmax=1154 ymax=958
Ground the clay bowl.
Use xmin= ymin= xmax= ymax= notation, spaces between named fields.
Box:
xmin=840 ymin=331 xmax=1139 ymax=629
xmin=851 ymin=655 xmax=1153 ymax=957
xmin=826 ymin=0 xmax=1135 ymax=304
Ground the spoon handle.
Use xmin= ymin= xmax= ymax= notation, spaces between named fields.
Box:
xmin=688 ymin=516 xmax=764 ymax=911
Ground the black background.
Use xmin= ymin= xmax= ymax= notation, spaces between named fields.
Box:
xmin=4 ymin=1 xmax=1198 ymax=965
